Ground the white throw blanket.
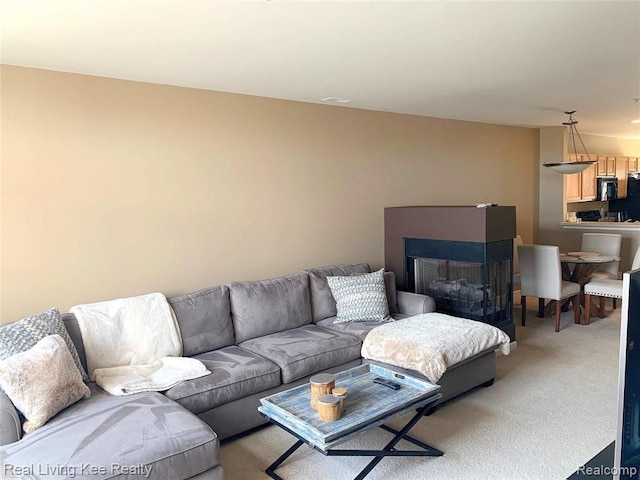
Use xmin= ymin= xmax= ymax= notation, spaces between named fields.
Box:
xmin=361 ymin=313 xmax=511 ymax=383
xmin=71 ymin=292 xmax=210 ymax=395
xmin=92 ymin=357 xmax=210 ymax=396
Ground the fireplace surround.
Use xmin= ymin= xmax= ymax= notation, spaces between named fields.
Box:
xmin=385 ymin=205 xmax=516 ymax=340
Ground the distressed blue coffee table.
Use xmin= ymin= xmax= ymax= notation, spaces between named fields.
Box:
xmin=258 ymin=364 xmax=443 ymax=480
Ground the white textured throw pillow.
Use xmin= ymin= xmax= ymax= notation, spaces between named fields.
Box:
xmin=327 ymin=268 xmax=391 ymax=323
xmin=0 ymin=334 xmax=91 ymax=433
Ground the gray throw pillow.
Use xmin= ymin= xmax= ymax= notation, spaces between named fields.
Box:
xmin=327 ymin=268 xmax=391 ymax=323
xmin=0 ymin=307 xmax=89 ymax=382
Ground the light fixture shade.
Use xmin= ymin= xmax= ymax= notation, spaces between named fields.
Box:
xmin=543 ymin=160 xmax=597 ymax=174
xmin=543 ymin=111 xmax=596 ymax=174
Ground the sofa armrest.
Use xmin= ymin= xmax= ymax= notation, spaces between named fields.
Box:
xmin=0 ymin=390 xmax=21 ymax=446
xmin=396 ymin=291 xmax=436 ymax=316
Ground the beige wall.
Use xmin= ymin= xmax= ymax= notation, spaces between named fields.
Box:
xmin=580 ymin=134 xmax=640 ymax=158
xmin=1 ymin=66 xmax=538 ymax=322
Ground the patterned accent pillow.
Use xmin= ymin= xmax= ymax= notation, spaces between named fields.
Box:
xmin=0 ymin=307 xmax=89 ymax=382
xmin=327 ymin=268 xmax=392 ymax=323
xmin=0 ymin=334 xmax=91 ymax=433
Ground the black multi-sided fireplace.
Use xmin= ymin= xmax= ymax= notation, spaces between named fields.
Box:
xmin=385 ymin=206 xmax=516 ymax=340
xmin=406 ymin=238 xmax=512 ymax=323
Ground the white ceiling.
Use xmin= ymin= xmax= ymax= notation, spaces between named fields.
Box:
xmin=2 ymin=0 xmax=639 ymax=139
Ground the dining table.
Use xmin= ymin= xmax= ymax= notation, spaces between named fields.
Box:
xmin=540 ymin=251 xmax=620 ymax=323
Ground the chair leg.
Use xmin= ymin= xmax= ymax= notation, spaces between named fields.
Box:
xmin=521 ymin=295 xmax=527 ymax=326
xmin=584 ymin=294 xmax=591 ymax=325
xmin=538 ymin=298 xmax=545 ymax=318
xmin=573 ymin=295 xmax=580 ymax=325
xmin=555 ymin=300 xmax=561 ymax=332
xmin=599 ymin=297 xmax=605 ymax=317
xmin=613 ymin=298 xmax=617 ymax=310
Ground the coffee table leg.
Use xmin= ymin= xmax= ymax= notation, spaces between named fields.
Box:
xmin=264 ymin=402 xmax=442 ymax=480
xmin=379 ymin=424 xmax=442 ymax=454
xmin=354 ymin=403 xmax=442 ymax=480
xmin=265 ymin=439 xmax=304 ymax=480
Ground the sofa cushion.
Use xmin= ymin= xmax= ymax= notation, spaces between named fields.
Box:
xmin=0 ymin=384 xmax=221 ymax=480
xmin=328 ymin=268 xmax=391 ymax=323
xmin=238 ymin=325 xmax=362 ymax=384
xmin=0 ymin=335 xmax=91 ymax=433
xmin=306 ymin=263 xmax=371 ymax=322
xmin=0 ymin=390 xmax=21 ymax=445
xmin=316 ymin=313 xmax=411 ymax=341
xmin=0 ymin=307 xmax=89 ymax=382
xmin=164 ymin=346 xmax=281 ymax=414
xmin=61 ymin=313 xmax=88 ymax=372
xmin=384 ymin=271 xmax=399 ymax=314
xmin=168 ymin=286 xmax=235 ymax=356
xmin=229 ymin=272 xmax=312 ymax=343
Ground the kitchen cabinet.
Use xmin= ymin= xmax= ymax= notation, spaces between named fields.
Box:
xmin=581 ymin=161 xmax=597 ymax=199
xmin=596 ymin=155 xmax=608 ymax=176
xmin=629 ymin=157 xmax=638 ymax=172
xmin=596 ymin=155 xmax=616 ymax=176
xmin=565 ymin=154 xmax=596 ymax=201
xmin=565 ymin=171 xmax=582 ymax=202
xmin=616 ymin=156 xmax=628 ymax=198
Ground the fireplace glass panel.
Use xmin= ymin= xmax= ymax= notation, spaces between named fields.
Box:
xmin=413 ymin=257 xmax=512 ymax=323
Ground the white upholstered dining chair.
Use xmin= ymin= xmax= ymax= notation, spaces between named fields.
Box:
xmin=580 ymin=233 xmax=622 ymax=279
xmin=518 ymin=245 xmax=581 ymax=332
xmin=580 ymin=232 xmax=622 ymax=311
xmin=512 ymin=235 xmax=523 ymax=289
xmin=583 ymin=245 xmax=640 ymax=324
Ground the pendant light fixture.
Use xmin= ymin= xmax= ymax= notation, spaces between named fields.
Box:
xmin=543 ymin=111 xmax=597 ymax=174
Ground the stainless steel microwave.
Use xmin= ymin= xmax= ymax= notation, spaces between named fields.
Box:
xmin=597 ymin=177 xmax=618 ymax=201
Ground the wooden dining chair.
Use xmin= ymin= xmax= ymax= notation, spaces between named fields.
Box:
xmin=580 ymin=233 xmax=622 ymax=310
xmin=518 ymin=245 xmax=581 ymax=332
xmin=583 ymin=245 xmax=640 ymax=324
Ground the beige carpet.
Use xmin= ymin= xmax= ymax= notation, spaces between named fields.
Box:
xmin=220 ymin=307 xmax=621 ymax=479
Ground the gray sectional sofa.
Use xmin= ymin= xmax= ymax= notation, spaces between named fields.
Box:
xmin=0 ymin=263 xmax=498 ymax=480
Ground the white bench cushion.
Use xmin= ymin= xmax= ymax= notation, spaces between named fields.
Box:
xmin=584 ymin=279 xmax=623 ymax=298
